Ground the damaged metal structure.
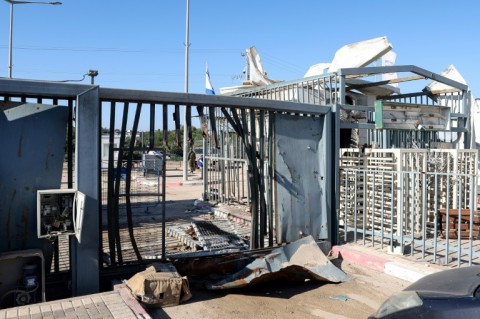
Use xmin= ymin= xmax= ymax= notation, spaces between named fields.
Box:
xmin=220 ymin=38 xmax=477 ymax=267
xmin=208 ymin=236 xmax=350 ymax=289
xmin=0 ymin=77 xmax=337 ymax=306
xmin=1 ymin=36 xmax=476 ymax=309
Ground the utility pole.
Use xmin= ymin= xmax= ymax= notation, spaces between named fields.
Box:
xmin=182 ymin=0 xmax=190 ymax=181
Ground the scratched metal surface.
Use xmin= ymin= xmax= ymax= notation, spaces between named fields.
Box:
xmin=275 ymin=113 xmax=330 ymax=243
xmin=0 ymin=104 xmax=68 ymax=255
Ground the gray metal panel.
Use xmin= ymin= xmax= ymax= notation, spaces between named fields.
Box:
xmin=71 ymin=87 xmax=100 ymax=295
xmin=0 ymin=104 xmax=67 ymax=258
xmin=275 ymin=114 xmax=330 ymax=243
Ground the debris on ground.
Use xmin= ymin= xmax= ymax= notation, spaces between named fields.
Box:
xmin=126 ymin=262 xmax=192 ymax=308
xmin=208 ymin=235 xmax=351 ymax=289
xmin=329 ymin=295 xmax=352 ymax=302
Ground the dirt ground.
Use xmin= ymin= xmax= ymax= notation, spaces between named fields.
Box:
xmin=143 ymin=163 xmax=410 ymax=319
xmin=149 ymin=260 xmax=408 ymax=319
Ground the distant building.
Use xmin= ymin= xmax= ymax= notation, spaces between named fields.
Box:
xmin=101 ymin=134 xmax=120 ymax=168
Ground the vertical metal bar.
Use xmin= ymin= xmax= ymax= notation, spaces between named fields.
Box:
xmin=67 ymin=99 xmax=74 ymax=272
xmin=433 ymin=173 xmax=438 ymax=263
xmin=209 ymin=106 xmax=219 ymax=149
xmin=107 ymin=101 xmax=116 ymax=265
xmin=469 ymin=175 xmax=474 ymax=266
xmin=390 ymin=172 xmax=395 ymax=253
xmin=162 ymin=104 xmax=168 ymax=146
xmin=363 ymin=170 xmax=366 ymax=245
xmin=220 ymin=125 xmax=226 ymax=202
xmin=410 ymin=172 xmax=415 ymax=256
xmin=445 ymin=177 xmax=450 ymax=265
xmin=457 ymin=177 xmax=462 ymax=267
xmin=422 ymin=172 xmax=427 ymax=259
xmin=113 ymin=102 xmax=130 ymax=265
xmin=259 ymin=110 xmax=266 ymax=246
xmin=97 ymin=98 xmax=104 ymax=274
xmin=344 ymin=170 xmax=348 ymax=242
xmin=186 ymin=104 xmax=192 ymax=144
xmin=267 ymin=112 xmax=275 ymax=247
xmin=249 ymin=109 xmax=259 ymax=247
xmin=400 ymin=172 xmax=405 ymax=254
xmin=371 ymin=171 xmax=375 ymax=246
xmin=72 ymin=86 xmax=100 ymax=295
xmin=174 ymin=104 xmax=181 ymax=147
xmin=125 ymin=103 xmax=143 ymax=261
xmin=202 ymin=136 xmax=207 ymax=200
xmin=161 ymin=130 xmax=167 ymax=261
xmin=149 ymin=103 xmax=155 ymax=148
xmin=333 ymin=74 xmax=345 ymax=245
xmin=381 ymin=171 xmax=385 ymax=250
xmin=354 ymin=170 xmax=358 ymax=242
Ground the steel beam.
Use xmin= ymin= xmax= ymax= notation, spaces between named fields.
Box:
xmin=338 ymin=65 xmax=468 ymax=91
xmin=99 ymin=88 xmax=329 ymax=115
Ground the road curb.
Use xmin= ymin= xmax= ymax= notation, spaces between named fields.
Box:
xmin=332 ymin=245 xmax=441 ymax=283
xmin=161 ymin=181 xmax=183 ymax=187
xmin=180 ymin=181 xmax=203 ymax=186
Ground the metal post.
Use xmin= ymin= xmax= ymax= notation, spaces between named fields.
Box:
xmin=8 ymin=2 xmax=13 ymax=78
xmin=182 ymin=0 xmax=190 ymax=181
xmin=72 ymin=86 xmax=100 ymax=295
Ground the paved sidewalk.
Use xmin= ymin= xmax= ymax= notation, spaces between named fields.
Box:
xmin=0 ymin=287 xmax=149 ymax=319
xmin=332 ymin=244 xmax=445 ymax=283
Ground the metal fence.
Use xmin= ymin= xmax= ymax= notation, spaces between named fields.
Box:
xmin=339 ymin=149 xmax=479 ymax=267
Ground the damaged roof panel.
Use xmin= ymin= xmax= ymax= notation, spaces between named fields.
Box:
xmin=207 ymin=236 xmax=350 ymax=289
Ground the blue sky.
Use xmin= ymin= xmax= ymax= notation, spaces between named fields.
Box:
xmin=1 ymin=1 xmax=479 ymax=129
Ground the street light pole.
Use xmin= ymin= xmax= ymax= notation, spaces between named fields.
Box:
xmin=182 ymin=0 xmax=190 ymax=181
xmin=4 ymin=0 xmax=62 ymax=78
xmin=7 ymin=2 xmax=13 ymax=78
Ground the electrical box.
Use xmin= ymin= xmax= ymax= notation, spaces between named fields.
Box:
xmin=37 ymin=189 xmax=85 ymax=243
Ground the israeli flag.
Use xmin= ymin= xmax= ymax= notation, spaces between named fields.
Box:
xmin=205 ymin=63 xmax=215 ymax=95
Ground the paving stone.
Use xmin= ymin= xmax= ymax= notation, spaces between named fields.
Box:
xmin=5 ymin=309 xmax=17 ymax=319
xmin=18 ymin=308 xmax=30 ymax=316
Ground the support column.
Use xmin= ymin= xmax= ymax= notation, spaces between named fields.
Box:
xmin=72 ymin=86 xmax=100 ymax=295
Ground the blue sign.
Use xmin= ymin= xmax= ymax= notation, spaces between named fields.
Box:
xmin=197 ymin=156 xmax=204 ymax=168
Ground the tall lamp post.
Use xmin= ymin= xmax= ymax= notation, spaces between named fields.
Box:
xmin=5 ymin=0 xmax=62 ymax=78
xmin=182 ymin=0 xmax=190 ymax=181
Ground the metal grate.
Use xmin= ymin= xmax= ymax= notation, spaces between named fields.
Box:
xmin=192 ymin=219 xmax=248 ymax=251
